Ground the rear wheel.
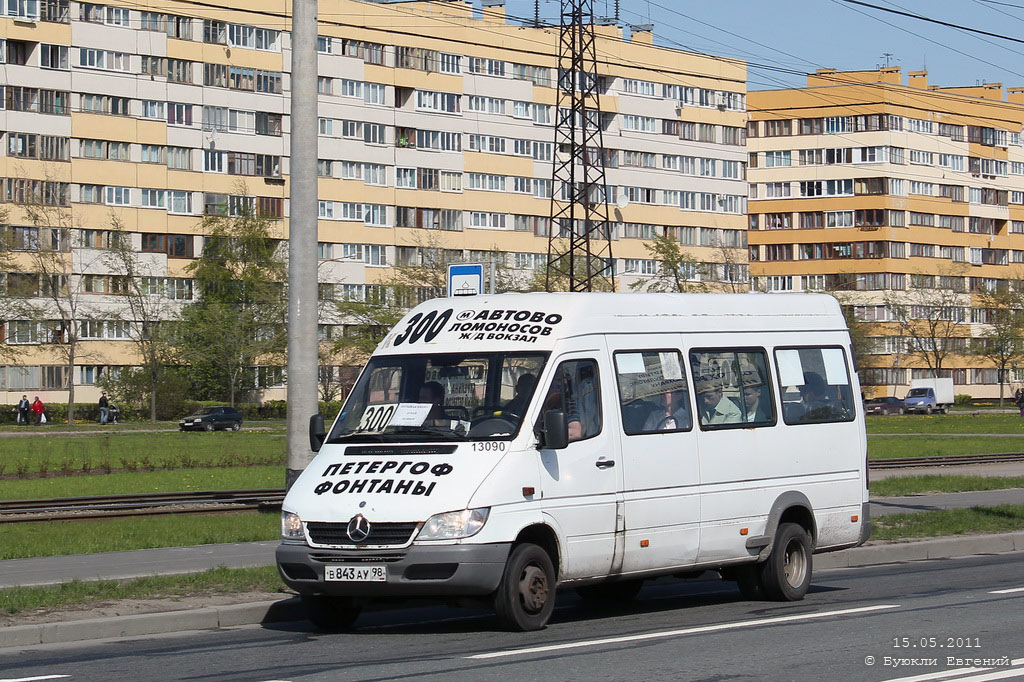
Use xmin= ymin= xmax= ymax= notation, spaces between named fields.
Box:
xmin=760 ymin=522 xmax=812 ymax=601
xmin=494 ymin=543 xmax=556 ymax=631
xmin=301 ymin=595 xmax=361 ymax=631
xmin=575 ymin=579 xmax=644 ymax=604
xmin=898 ymin=407 xmax=904 ymax=415
xmin=231 ymin=421 xmax=241 ymax=431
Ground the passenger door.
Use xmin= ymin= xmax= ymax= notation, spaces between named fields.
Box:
xmin=608 ymin=337 xmax=700 ymax=573
xmin=535 ymin=348 xmax=622 ymax=580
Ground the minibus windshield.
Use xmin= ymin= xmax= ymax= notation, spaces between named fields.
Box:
xmin=327 ymin=352 xmax=548 ymax=443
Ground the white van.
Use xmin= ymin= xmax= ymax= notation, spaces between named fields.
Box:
xmin=277 ymin=293 xmax=869 ymax=631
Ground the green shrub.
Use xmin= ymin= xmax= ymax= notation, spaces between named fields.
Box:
xmin=954 ymin=394 xmax=974 ymax=406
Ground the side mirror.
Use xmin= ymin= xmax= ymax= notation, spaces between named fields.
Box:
xmin=542 ymin=409 xmax=569 ymax=450
xmin=309 ymin=414 xmax=326 ymax=452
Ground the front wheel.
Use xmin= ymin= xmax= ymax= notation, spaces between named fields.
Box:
xmin=301 ymin=595 xmax=361 ymax=631
xmin=760 ymin=522 xmax=812 ymax=601
xmin=203 ymin=422 xmax=214 ymax=431
xmin=494 ymin=543 xmax=556 ymax=631
xmin=925 ymin=406 xmax=933 ymax=415
xmin=898 ymin=407 xmax=904 ymax=415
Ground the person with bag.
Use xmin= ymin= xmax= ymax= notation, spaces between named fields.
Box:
xmin=31 ymin=396 xmax=45 ymax=425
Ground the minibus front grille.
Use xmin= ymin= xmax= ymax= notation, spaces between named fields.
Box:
xmin=310 ymin=553 xmax=405 ymax=563
xmin=307 ymin=521 xmax=419 ymax=546
xmin=344 ymin=445 xmax=457 ymax=457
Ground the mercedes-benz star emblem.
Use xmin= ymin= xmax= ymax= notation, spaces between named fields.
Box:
xmin=346 ymin=514 xmax=371 ymax=543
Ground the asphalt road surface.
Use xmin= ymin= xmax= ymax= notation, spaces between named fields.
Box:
xmin=2 ymin=554 xmax=1022 ymax=682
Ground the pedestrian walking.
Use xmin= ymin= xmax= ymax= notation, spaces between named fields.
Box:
xmin=98 ymin=392 xmax=109 ymax=425
xmin=31 ymin=396 xmax=45 ymax=425
xmin=1015 ymin=389 xmax=1024 ymax=417
xmin=17 ymin=395 xmax=29 ymax=425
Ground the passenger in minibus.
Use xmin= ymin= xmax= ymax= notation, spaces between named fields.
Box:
xmin=741 ymin=367 xmax=772 ymax=423
xmin=503 ymin=373 xmax=537 ymax=418
xmin=642 ymin=388 xmax=690 ymax=431
xmin=419 ymin=381 xmax=447 ymax=422
xmin=797 ymin=372 xmax=835 ymax=421
xmin=697 ymin=376 xmax=742 ymax=425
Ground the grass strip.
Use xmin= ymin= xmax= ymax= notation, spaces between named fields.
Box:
xmin=866 ymin=413 xmax=1024 ymax=435
xmin=0 ymin=566 xmax=288 ymax=616
xmin=870 ymin=504 xmax=1024 ymax=541
xmin=0 ymin=466 xmax=283 ymax=500
xmin=871 ymin=476 xmax=1024 ymax=497
xmin=867 ymin=435 xmax=1024 ymax=459
xmin=0 ymin=512 xmax=279 ymax=560
xmin=0 ymin=432 xmax=285 ymax=477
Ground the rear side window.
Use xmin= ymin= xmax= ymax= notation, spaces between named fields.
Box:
xmin=775 ymin=346 xmax=855 ymax=424
xmin=689 ymin=349 xmax=774 ymax=429
xmin=614 ymin=350 xmax=691 ymax=435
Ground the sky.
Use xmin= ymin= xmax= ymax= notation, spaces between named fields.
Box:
xmin=495 ymin=0 xmax=1024 ymax=92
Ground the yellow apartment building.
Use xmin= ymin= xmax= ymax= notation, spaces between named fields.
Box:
xmin=748 ymin=67 xmax=1024 ymax=399
xmin=0 ymin=0 xmax=748 ymax=406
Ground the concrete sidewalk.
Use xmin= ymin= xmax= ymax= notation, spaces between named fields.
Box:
xmin=3 ymin=531 xmax=1023 ymax=649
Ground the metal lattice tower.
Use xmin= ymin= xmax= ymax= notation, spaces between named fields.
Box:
xmin=545 ymin=0 xmax=615 ymax=292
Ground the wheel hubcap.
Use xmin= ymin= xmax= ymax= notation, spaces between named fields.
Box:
xmin=782 ymin=539 xmax=807 ymax=588
xmin=518 ymin=564 xmax=548 ymax=613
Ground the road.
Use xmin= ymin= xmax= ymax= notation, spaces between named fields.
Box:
xmin=2 ymin=554 xmax=1021 ymax=682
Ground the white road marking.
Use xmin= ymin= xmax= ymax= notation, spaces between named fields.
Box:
xmin=466 ymin=604 xmax=901 ymax=660
xmin=0 ymin=676 xmax=72 ymax=682
xmin=880 ymin=658 xmax=1024 ymax=682
xmin=989 ymin=587 xmax=1024 ymax=594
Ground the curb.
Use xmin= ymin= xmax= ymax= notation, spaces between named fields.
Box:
xmin=3 ymin=532 xmax=1023 ymax=648
xmin=1 ymin=598 xmax=305 ymax=648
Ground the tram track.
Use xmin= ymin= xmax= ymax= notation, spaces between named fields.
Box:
xmin=1 ymin=452 xmax=1021 ymax=522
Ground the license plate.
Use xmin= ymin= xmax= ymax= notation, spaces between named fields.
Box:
xmin=324 ymin=565 xmax=387 ymax=582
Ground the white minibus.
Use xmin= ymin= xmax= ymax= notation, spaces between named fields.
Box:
xmin=277 ymin=293 xmax=870 ymax=631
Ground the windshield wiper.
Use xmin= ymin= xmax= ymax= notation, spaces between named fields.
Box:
xmin=325 ymin=433 xmax=387 ymax=444
xmin=384 ymin=429 xmax=463 ymax=441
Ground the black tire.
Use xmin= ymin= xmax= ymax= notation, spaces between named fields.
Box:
xmin=925 ymin=405 xmax=933 ymax=415
xmin=494 ymin=543 xmax=556 ymax=631
xmin=203 ymin=422 xmax=214 ymax=431
xmin=231 ymin=421 xmax=241 ymax=431
xmin=760 ymin=522 xmax=812 ymax=601
xmin=301 ymin=595 xmax=361 ymax=631
xmin=898 ymin=408 xmax=904 ymax=415
xmin=575 ymin=579 xmax=643 ymax=604
xmin=733 ymin=564 xmax=764 ymax=600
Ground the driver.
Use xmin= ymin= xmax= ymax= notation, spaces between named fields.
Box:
xmin=419 ymin=381 xmax=446 ymax=422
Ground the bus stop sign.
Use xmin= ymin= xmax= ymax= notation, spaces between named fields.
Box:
xmin=448 ymin=263 xmax=483 ymax=297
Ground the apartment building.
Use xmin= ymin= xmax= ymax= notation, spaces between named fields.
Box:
xmin=0 ymin=0 xmax=748 ymax=405
xmin=748 ymin=67 xmax=1024 ymax=398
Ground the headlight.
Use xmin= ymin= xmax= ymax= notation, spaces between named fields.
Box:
xmin=281 ymin=511 xmax=304 ymax=540
xmin=417 ymin=508 xmax=490 ymax=541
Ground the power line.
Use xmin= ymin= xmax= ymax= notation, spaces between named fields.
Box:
xmin=837 ymin=0 xmax=1024 ymax=45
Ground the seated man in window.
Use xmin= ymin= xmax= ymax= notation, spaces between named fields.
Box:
xmin=696 ymin=376 xmax=742 ymax=426
xmin=740 ymin=366 xmax=772 ymax=423
xmin=419 ymin=381 xmax=447 ymax=422
xmin=642 ymin=387 xmax=690 ymax=431
xmin=798 ymin=371 xmax=845 ymax=422
xmin=502 ymin=373 xmax=537 ymax=418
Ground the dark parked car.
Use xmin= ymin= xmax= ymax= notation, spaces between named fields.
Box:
xmin=864 ymin=396 xmax=904 ymax=415
xmin=179 ymin=406 xmax=244 ymax=431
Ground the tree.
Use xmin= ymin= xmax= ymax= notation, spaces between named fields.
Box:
xmin=103 ymin=216 xmax=181 ymax=421
xmin=971 ymin=287 xmax=1024 ymax=406
xmin=826 ymin=288 xmax=874 ymax=382
xmin=175 ymin=197 xmax=287 ymax=405
xmin=884 ymin=269 xmax=971 ymax=377
xmin=627 ymin=233 xmax=704 ymax=293
xmin=14 ymin=180 xmax=102 ymax=423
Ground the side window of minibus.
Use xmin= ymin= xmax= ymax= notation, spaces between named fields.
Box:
xmin=536 ymin=359 xmax=602 ymax=442
xmin=688 ymin=348 xmax=775 ymax=429
xmin=614 ymin=350 xmax=692 ymax=435
xmin=774 ymin=346 xmax=856 ymax=425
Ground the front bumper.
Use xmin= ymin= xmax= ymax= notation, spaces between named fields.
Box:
xmin=276 ymin=541 xmax=511 ymax=597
